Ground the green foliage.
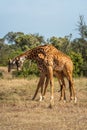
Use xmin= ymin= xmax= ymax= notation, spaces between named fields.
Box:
xmin=0 ymin=42 xmax=23 ymax=66
xmin=50 ymin=35 xmax=71 ymax=54
xmin=22 ymin=61 xmax=39 ymax=77
xmin=81 ymin=62 xmax=87 ymax=76
xmin=4 ymin=32 xmax=24 ymax=44
xmin=0 ymin=43 xmax=10 ymax=66
xmin=15 ymin=33 xmax=45 ymax=51
xmin=69 ymin=51 xmax=83 ymax=77
xmin=12 ymin=61 xmax=39 ymax=78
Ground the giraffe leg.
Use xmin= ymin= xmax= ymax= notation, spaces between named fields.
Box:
xmin=55 ymin=72 xmax=66 ymax=102
xmin=69 ymin=79 xmax=77 ymax=103
xmin=67 ymin=71 xmax=77 ymax=103
xmin=32 ymin=73 xmax=45 ymax=100
xmin=59 ymin=78 xmax=66 ymax=102
xmin=48 ymin=66 xmax=54 ymax=108
xmin=42 ymin=74 xmax=50 ymax=99
xmin=40 ymin=75 xmax=46 ymax=101
xmin=63 ymin=63 xmax=77 ymax=103
xmin=57 ymin=78 xmax=62 ymax=92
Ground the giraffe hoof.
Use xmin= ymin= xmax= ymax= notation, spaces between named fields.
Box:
xmin=74 ymin=97 xmax=77 ymax=103
xmin=39 ymin=95 xmax=43 ymax=101
xmin=42 ymin=96 xmax=46 ymax=101
xmin=39 ymin=95 xmax=45 ymax=101
xmin=59 ymin=97 xmax=64 ymax=101
xmin=58 ymin=89 xmax=61 ymax=92
xmin=49 ymin=99 xmax=54 ymax=108
xmin=63 ymin=100 xmax=66 ymax=103
xmin=32 ymin=97 xmax=35 ymax=100
xmin=70 ymin=97 xmax=77 ymax=103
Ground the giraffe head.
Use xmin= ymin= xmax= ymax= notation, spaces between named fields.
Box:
xmin=8 ymin=56 xmax=26 ymax=72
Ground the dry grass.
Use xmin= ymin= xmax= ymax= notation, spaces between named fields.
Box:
xmin=0 ymin=67 xmax=87 ymax=130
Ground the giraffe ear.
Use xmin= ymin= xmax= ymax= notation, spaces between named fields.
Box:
xmin=38 ymin=53 xmax=45 ymax=59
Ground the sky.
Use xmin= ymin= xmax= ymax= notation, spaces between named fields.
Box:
xmin=0 ymin=0 xmax=87 ymax=40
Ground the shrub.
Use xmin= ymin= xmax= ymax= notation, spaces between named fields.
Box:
xmin=69 ymin=51 xmax=83 ymax=77
xmin=12 ymin=61 xmax=39 ymax=78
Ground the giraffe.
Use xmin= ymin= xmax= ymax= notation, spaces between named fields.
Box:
xmin=8 ymin=50 xmax=65 ymax=102
xmin=30 ymin=44 xmax=77 ymax=104
xmin=8 ymin=44 xmax=77 ymax=106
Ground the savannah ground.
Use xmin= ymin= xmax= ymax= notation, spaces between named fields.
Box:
xmin=0 ymin=67 xmax=87 ymax=130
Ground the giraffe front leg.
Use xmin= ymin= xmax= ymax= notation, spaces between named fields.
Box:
xmin=32 ymin=84 xmax=42 ymax=101
xmin=32 ymin=73 xmax=45 ymax=100
xmin=39 ymin=74 xmax=46 ymax=101
xmin=48 ymin=66 xmax=54 ymax=108
xmin=32 ymin=81 xmax=40 ymax=100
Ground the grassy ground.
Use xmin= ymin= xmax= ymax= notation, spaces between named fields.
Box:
xmin=0 ymin=67 xmax=87 ymax=130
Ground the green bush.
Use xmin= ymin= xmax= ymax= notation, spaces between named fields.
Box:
xmin=69 ymin=51 xmax=83 ymax=77
xmin=12 ymin=61 xmax=39 ymax=78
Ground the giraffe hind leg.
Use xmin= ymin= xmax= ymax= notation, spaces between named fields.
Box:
xmin=67 ymin=70 xmax=77 ymax=103
xmin=59 ymin=80 xmax=66 ymax=102
xmin=69 ymin=80 xmax=77 ymax=103
xmin=56 ymin=72 xmax=66 ymax=102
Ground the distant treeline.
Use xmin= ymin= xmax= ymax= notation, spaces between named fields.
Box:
xmin=0 ymin=15 xmax=87 ymax=77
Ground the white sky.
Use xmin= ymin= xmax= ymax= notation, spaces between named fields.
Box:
xmin=0 ymin=0 xmax=87 ymax=39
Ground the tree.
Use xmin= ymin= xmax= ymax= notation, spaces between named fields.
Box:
xmin=0 ymin=42 xmax=10 ymax=65
xmin=50 ymin=36 xmax=71 ymax=54
xmin=76 ymin=15 xmax=87 ymax=40
xmin=4 ymin=32 xmax=24 ymax=44
xmin=69 ymin=51 xmax=83 ymax=77
xmin=15 ymin=34 xmax=45 ymax=51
